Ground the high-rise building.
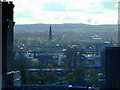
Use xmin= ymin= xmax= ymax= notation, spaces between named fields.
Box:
xmin=1 ymin=1 xmax=15 ymax=88
xmin=49 ymin=25 xmax=53 ymax=41
xmin=105 ymin=2 xmax=120 ymax=89
xmin=105 ymin=47 xmax=120 ymax=89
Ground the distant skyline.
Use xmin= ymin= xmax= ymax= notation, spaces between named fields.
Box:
xmin=9 ymin=0 xmax=119 ymax=25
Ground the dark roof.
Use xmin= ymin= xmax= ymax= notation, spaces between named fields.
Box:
xmin=37 ymin=55 xmax=55 ymax=60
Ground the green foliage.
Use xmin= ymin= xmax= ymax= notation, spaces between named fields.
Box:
xmin=38 ymin=59 xmax=45 ymax=68
xmin=66 ymin=73 xmax=75 ymax=82
xmin=66 ymin=68 xmax=85 ymax=82
xmin=85 ymin=69 xmax=99 ymax=87
xmin=77 ymin=43 xmax=85 ymax=50
xmin=73 ymin=68 xmax=85 ymax=81
xmin=64 ymin=45 xmax=85 ymax=69
xmin=13 ymin=57 xmax=20 ymax=71
xmin=15 ymin=24 xmax=117 ymax=33
xmin=14 ymin=51 xmax=41 ymax=85
xmin=20 ymin=58 xmax=30 ymax=84
xmin=16 ymin=50 xmax=31 ymax=84
xmin=47 ymin=63 xmax=53 ymax=69
xmin=20 ymin=67 xmax=29 ymax=84
xmin=30 ymin=40 xmax=40 ymax=46
xmin=52 ymin=61 xmax=59 ymax=68
xmin=27 ymin=73 xmax=41 ymax=85
xmin=45 ymin=72 xmax=59 ymax=84
xmin=14 ymin=39 xmax=30 ymax=46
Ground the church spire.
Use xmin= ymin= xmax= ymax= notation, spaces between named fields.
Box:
xmin=49 ymin=24 xmax=53 ymax=41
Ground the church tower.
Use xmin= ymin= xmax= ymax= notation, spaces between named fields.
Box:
xmin=49 ymin=25 xmax=53 ymax=41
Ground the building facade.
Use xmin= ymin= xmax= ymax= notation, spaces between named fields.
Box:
xmin=2 ymin=1 xmax=15 ymax=88
xmin=105 ymin=47 xmax=120 ymax=89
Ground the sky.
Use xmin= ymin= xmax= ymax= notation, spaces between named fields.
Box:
xmin=6 ymin=0 xmax=119 ymax=25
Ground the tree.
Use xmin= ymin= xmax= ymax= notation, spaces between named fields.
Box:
xmin=13 ymin=52 xmax=20 ymax=70
xmin=27 ymin=73 xmax=41 ymax=85
xmin=45 ymin=72 xmax=58 ymax=84
xmin=30 ymin=40 xmax=40 ymax=46
xmin=19 ymin=57 xmax=30 ymax=84
xmin=64 ymin=45 xmax=85 ymax=70
xmin=85 ymin=69 xmax=98 ymax=86
xmin=66 ymin=68 xmax=85 ymax=83
xmin=100 ymin=49 xmax=105 ymax=74
xmin=51 ymin=61 xmax=59 ymax=68
xmin=66 ymin=73 xmax=75 ymax=82
xmin=18 ymin=50 xmax=30 ymax=84
xmin=73 ymin=68 xmax=85 ymax=82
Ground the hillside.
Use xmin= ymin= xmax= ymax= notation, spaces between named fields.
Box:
xmin=14 ymin=23 xmax=118 ymax=33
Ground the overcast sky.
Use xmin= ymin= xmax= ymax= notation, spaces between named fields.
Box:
xmin=9 ymin=0 xmax=119 ymax=25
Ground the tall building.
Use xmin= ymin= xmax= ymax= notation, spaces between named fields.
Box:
xmin=49 ymin=25 xmax=53 ymax=41
xmin=105 ymin=2 xmax=120 ymax=89
xmin=1 ymin=1 xmax=15 ymax=88
xmin=105 ymin=47 xmax=120 ymax=89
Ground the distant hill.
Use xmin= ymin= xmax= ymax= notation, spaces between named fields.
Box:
xmin=14 ymin=23 xmax=118 ymax=33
